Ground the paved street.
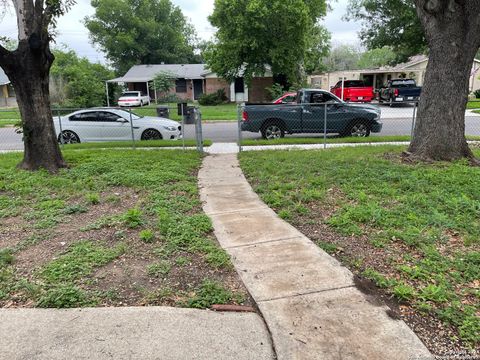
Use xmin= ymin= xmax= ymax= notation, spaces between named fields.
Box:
xmin=1 ymin=108 xmax=479 ymax=150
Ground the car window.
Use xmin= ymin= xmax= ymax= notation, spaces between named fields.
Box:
xmin=391 ymin=80 xmax=416 ymax=87
xmin=69 ymin=112 xmax=98 ymax=122
xmin=98 ymin=111 xmax=121 ymax=122
xmin=116 ymin=109 xmax=142 ymax=120
xmin=344 ymin=80 xmax=366 ymax=87
xmin=310 ymin=92 xmax=337 ymax=104
xmin=121 ymin=92 xmax=140 ymax=97
xmin=296 ymin=91 xmax=303 ymax=103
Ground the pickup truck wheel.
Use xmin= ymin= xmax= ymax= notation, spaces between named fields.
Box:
xmin=346 ymin=122 xmax=370 ymax=137
xmin=261 ymin=123 xmax=285 ymax=140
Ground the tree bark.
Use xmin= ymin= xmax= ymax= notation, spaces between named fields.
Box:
xmin=0 ymin=1 xmax=67 ymax=172
xmin=409 ymin=0 xmax=480 ymax=161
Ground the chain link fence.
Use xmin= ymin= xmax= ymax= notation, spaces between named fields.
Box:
xmin=0 ymin=105 xmax=204 ymax=153
xmin=237 ymin=100 xmax=480 ymax=151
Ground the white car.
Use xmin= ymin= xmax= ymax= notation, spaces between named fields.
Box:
xmin=118 ymin=91 xmax=151 ymax=107
xmin=54 ymin=108 xmax=182 ymax=144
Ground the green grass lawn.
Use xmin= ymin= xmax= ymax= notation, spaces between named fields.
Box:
xmin=241 ymin=135 xmax=480 ymax=146
xmin=134 ymin=103 xmax=238 ymax=121
xmin=240 ymin=146 xmax=479 ymax=349
xmin=467 ymin=100 xmax=480 ymax=109
xmin=60 ymin=139 xmax=212 ymax=150
xmin=0 ymin=150 xmax=247 ymax=309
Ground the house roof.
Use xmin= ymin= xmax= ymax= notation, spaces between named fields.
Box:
xmin=0 ymin=68 xmax=10 ymax=86
xmin=108 ymin=64 xmax=208 ymax=83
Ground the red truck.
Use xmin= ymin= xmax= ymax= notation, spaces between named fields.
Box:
xmin=330 ymin=80 xmax=374 ymax=103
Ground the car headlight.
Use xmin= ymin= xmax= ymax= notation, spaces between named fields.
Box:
xmin=163 ymin=126 xmax=177 ymax=131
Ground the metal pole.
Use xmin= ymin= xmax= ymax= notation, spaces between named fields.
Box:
xmin=57 ymin=108 xmax=64 ymax=149
xmin=323 ymin=103 xmax=327 ymax=149
xmin=195 ymin=108 xmax=204 ymax=153
xmin=146 ymin=81 xmax=150 ymax=105
xmin=181 ymin=104 xmax=185 ymax=150
xmin=341 ymin=75 xmax=345 ymax=101
xmin=105 ymin=82 xmax=110 ymax=107
xmin=410 ymin=101 xmax=418 ymax=140
xmin=153 ymin=80 xmax=158 ymax=104
xmin=237 ymin=104 xmax=243 ymax=152
xmin=129 ymin=108 xmax=136 ymax=150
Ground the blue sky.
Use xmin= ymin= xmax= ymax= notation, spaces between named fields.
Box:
xmin=0 ymin=0 xmax=361 ymax=65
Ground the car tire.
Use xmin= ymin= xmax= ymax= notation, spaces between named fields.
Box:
xmin=344 ymin=121 xmax=370 ymax=138
xmin=58 ymin=130 xmax=80 ymax=144
xmin=141 ymin=129 xmax=163 ymax=141
xmin=261 ymin=122 xmax=285 ymax=140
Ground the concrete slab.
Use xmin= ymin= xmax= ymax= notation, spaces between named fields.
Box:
xmin=210 ymin=208 xmax=305 ymax=248
xmin=0 ymin=307 xmax=275 ymax=360
xmin=229 ymin=237 xmax=353 ymax=301
xmin=258 ymin=287 xmax=432 ymax=360
xmin=198 ymin=153 xmax=432 ymax=359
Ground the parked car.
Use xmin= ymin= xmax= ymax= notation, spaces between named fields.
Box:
xmin=378 ymin=79 xmax=422 ymax=106
xmin=242 ymin=89 xmax=382 ymax=139
xmin=118 ymin=91 xmax=151 ymax=107
xmin=54 ymin=108 xmax=182 ymax=144
xmin=331 ymin=80 xmax=374 ymax=102
xmin=273 ymin=92 xmax=297 ymax=104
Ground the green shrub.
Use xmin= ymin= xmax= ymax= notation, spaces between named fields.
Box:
xmin=266 ymin=83 xmax=285 ymax=101
xmin=139 ymin=229 xmax=155 ymax=243
xmin=474 ymin=89 xmax=480 ymax=99
xmin=198 ymin=89 xmax=228 ymax=106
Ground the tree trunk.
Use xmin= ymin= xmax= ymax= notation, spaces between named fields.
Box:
xmin=409 ymin=1 xmax=480 ymax=161
xmin=2 ymin=40 xmax=66 ymax=173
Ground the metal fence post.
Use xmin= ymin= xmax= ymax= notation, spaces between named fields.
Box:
xmin=129 ymin=108 xmax=136 ymax=150
xmin=181 ymin=105 xmax=185 ymax=150
xmin=195 ymin=107 xmax=204 ymax=153
xmin=57 ymin=108 xmax=64 ymax=149
xmin=323 ymin=103 xmax=327 ymax=149
xmin=410 ymin=101 xmax=418 ymax=140
xmin=237 ymin=104 xmax=243 ymax=152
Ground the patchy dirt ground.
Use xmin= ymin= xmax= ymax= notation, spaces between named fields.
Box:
xmin=292 ymin=203 xmax=479 ymax=357
xmin=0 ymin=150 xmax=253 ymax=311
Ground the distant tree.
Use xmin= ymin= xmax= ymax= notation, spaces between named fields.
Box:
xmin=50 ymin=49 xmax=115 ymax=108
xmin=85 ymin=0 xmax=199 ymax=74
xmin=304 ymin=26 xmax=331 ymax=74
xmin=205 ymin=0 xmax=329 ymax=84
xmin=322 ymin=44 xmax=362 ymax=72
xmin=407 ymin=1 xmax=480 ymax=162
xmin=152 ymin=71 xmax=176 ymax=96
xmin=0 ymin=0 xmax=74 ymax=172
xmin=346 ymin=0 xmax=426 ymax=62
xmin=356 ymin=47 xmax=397 ymax=69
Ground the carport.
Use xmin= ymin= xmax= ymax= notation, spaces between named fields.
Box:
xmin=106 ymin=75 xmax=157 ymax=107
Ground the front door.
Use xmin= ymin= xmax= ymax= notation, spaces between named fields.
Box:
xmin=193 ymin=80 xmax=203 ymax=100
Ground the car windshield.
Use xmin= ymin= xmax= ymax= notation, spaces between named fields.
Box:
xmin=391 ymin=80 xmax=416 ymax=87
xmin=121 ymin=92 xmax=140 ymax=97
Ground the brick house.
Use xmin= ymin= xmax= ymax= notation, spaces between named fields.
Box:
xmin=107 ymin=64 xmax=273 ymax=104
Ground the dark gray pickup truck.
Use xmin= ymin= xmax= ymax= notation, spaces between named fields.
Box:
xmin=378 ymin=79 xmax=422 ymax=106
xmin=241 ymin=89 xmax=383 ymax=139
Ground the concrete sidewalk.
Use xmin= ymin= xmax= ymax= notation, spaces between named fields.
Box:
xmin=0 ymin=307 xmax=274 ymax=360
xmin=199 ymin=154 xmax=433 ymax=360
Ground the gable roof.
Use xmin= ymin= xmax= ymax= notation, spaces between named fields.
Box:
xmin=108 ymin=64 xmax=208 ymax=83
xmin=0 ymin=68 xmax=10 ymax=86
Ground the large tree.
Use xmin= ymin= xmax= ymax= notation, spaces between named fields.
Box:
xmin=50 ymin=48 xmax=115 ymax=108
xmin=205 ymin=0 xmax=329 ymax=83
xmin=346 ymin=0 xmax=427 ymax=62
xmin=408 ymin=1 xmax=480 ymax=161
xmin=0 ymin=0 xmax=71 ymax=172
xmin=85 ymin=0 xmax=198 ymax=74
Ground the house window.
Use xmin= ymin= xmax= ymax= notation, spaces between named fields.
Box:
xmin=176 ymin=79 xmax=187 ymax=93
